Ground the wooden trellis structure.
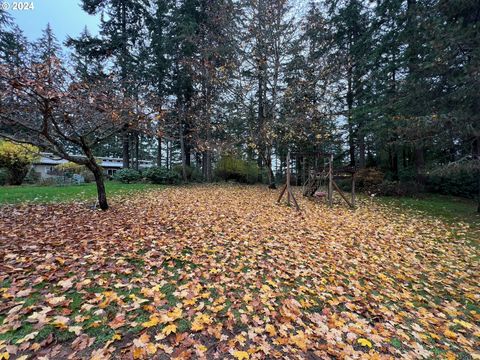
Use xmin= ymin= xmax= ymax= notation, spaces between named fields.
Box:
xmin=277 ymin=151 xmax=356 ymax=211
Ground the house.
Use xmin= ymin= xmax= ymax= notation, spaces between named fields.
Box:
xmin=33 ymin=153 xmax=153 ymax=179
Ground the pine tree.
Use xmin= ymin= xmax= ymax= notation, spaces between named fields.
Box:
xmin=78 ymin=0 xmax=149 ymax=168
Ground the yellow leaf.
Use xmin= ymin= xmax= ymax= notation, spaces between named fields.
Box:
xmin=167 ymin=307 xmax=182 ymax=321
xmin=197 ymin=344 xmax=207 ymax=352
xmin=146 ymin=343 xmax=157 ymax=355
xmin=142 ymin=315 xmax=160 ymax=328
xmin=191 ymin=313 xmax=212 ymax=332
xmin=357 ymin=338 xmax=372 ymax=348
xmin=453 ymin=319 xmax=473 ymax=329
xmin=233 ymin=350 xmax=249 ymax=360
xmin=290 ymin=331 xmax=308 ymax=351
xmin=162 ymin=324 xmax=177 ymax=335
xmin=444 ymin=329 xmax=457 ymax=340
xmin=0 ymin=352 xmax=9 ymax=360
xmin=184 ymin=298 xmax=196 ymax=306
xmin=191 ymin=321 xmax=204 ymax=331
xmin=446 ymin=351 xmax=456 ymax=360
xmin=133 ymin=347 xmax=145 ymax=359
xmin=112 ymin=333 xmax=122 ymax=341
xmin=265 ymin=324 xmax=276 ymax=337
xmin=236 ymin=334 xmax=247 ymax=345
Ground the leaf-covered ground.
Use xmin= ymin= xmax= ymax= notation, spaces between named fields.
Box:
xmin=0 ymin=185 xmax=478 ymax=359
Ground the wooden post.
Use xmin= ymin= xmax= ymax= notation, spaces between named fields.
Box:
xmin=332 ymin=180 xmax=353 ymax=208
xmin=277 ymin=150 xmax=300 ymax=211
xmin=328 ymin=153 xmax=333 ymax=207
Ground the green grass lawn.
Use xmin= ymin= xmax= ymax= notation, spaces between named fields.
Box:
xmin=0 ymin=182 xmax=164 ymax=205
xmin=375 ymin=193 xmax=480 ymax=243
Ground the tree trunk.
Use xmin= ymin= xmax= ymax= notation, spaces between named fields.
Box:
xmin=347 ymin=60 xmax=355 ymax=167
xmin=206 ymin=151 xmax=212 ymax=182
xmin=392 ymin=146 xmax=399 ymax=181
xmin=156 ymin=137 xmax=162 ymax=167
xmin=122 ymin=129 xmax=130 ymax=169
xmin=167 ymin=140 xmax=171 ymax=170
xmin=358 ymin=133 xmax=366 ymax=169
xmin=203 ymin=151 xmax=212 ymax=182
xmin=473 ymin=135 xmax=480 ymax=213
xmin=266 ymin=150 xmax=276 ymax=189
xmin=89 ymin=163 xmax=108 ymax=211
xmin=134 ymin=132 xmax=139 ymax=171
xmin=414 ymin=144 xmax=425 ymax=185
xmin=179 ymin=125 xmax=188 ymax=182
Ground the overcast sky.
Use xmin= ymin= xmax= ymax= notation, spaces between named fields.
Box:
xmin=6 ymin=0 xmax=100 ymax=44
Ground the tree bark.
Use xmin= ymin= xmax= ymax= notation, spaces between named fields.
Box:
xmin=134 ymin=132 xmax=139 ymax=171
xmin=392 ymin=145 xmax=399 ymax=180
xmin=88 ymin=162 xmax=108 ymax=211
xmin=358 ymin=133 xmax=366 ymax=169
xmin=347 ymin=59 xmax=355 ymax=167
xmin=156 ymin=136 xmax=162 ymax=167
xmin=179 ymin=124 xmax=188 ymax=182
xmin=266 ymin=150 xmax=276 ymax=189
xmin=473 ymin=135 xmax=480 ymax=213
xmin=414 ymin=144 xmax=425 ymax=185
xmin=122 ymin=129 xmax=130 ymax=169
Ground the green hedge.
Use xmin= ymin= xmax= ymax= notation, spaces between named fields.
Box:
xmin=113 ymin=168 xmax=142 ymax=183
xmin=214 ymin=155 xmax=260 ymax=184
xmin=172 ymin=165 xmax=203 ymax=182
xmin=0 ymin=168 xmax=8 ymax=186
xmin=144 ymin=166 xmax=180 ymax=184
xmin=425 ymin=171 xmax=478 ymax=199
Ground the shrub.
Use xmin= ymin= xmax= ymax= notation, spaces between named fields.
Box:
xmin=172 ymin=165 xmax=204 ymax=182
xmin=214 ymin=155 xmax=260 ymax=184
xmin=425 ymin=170 xmax=477 ymax=199
xmin=375 ymin=180 xmax=420 ymax=197
xmin=0 ymin=141 xmax=39 ymax=185
xmin=55 ymin=161 xmax=95 ymax=183
xmin=81 ymin=169 xmax=95 ymax=183
xmin=23 ymin=169 xmax=41 ymax=184
xmin=355 ymin=168 xmax=384 ymax=193
xmin=144 ymin=166 xmax=180 ymax=184
xmin=56 ymin=161 xmax=86 ymax=174
xmin=113 ymin=168 xmax=142 ymax=183
xmin=0 ymin=168 xmax=8 ymax=186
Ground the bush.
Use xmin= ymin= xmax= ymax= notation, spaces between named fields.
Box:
xmin=0 ymin=141 xmax=39 ymax=185
xmin=214 ymin=155 xmax=260 ymax=184
xmin=172 ymin=165 xmax=203 ymax=182
xmin=55 ymin=161 xmax=95 ymax=183
xmin=23 ymin=169 xmax=41 ymax=184
xmin=355 ymin=168 xmax=384 ymax=193
xmin=425 ymin=170 xmax=478 ymax=199
xmin=375 ymin=180 xmax=420 ymax=197
xmin=81 ymin=169 xmax=95 ymax=183
xmin=144 ymin=166 xmax=180 ymax=184
xmin=113 ymin=168 xmax=142 ymax=183
xmin=0 ymin=168 xmax=8 ymax=186
xmin=56 ymin=162 xmax=86 ymax=174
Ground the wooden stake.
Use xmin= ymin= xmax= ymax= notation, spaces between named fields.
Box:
xmin=332 ymin=180 xmax=353 ymax=208
xmin=276 ymin=183 xmax=287 ymax=203
xmin=277 ymin=150 xmax=300 ymax=210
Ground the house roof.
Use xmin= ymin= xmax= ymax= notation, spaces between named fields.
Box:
xmin=34 ymin=153 xmax=153 ymax=169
